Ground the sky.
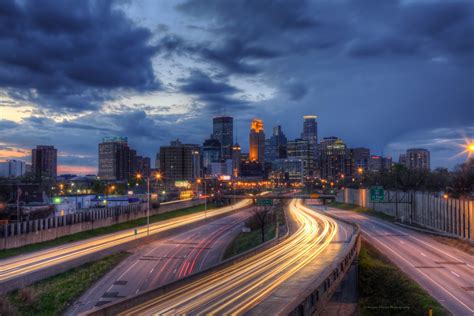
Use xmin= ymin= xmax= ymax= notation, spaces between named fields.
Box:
xmin=0 ymin=0 xmax=473 ymax=174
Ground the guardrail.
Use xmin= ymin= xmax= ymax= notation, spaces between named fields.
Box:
xmin=283 ymin=207 xmax=361 ymax=316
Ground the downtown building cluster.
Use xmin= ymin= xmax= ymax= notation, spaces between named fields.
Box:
xmin=1 ymin=116 xmax=431 ymax=187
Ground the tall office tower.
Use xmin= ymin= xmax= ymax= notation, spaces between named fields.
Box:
xmin=232 ymin=142 xmax=241 ymax=177
xmin=398 ymin=154 xmax=407 ymax=166
xmin=160 ymin=140 xmax=200 ymax=183
xmin=249 ymin=118 xmax=265 ymax=164
xmin=319 ymin=137 xmax=350 ymax=180
xmin=287 ymin=139 xmax=315 ymax=178
xmin=368 ymin=155 xmax=393 ymax=172
xmin=202 ymin=138 xmax=221 ymax=173
xmin=351 ymin=147 xmax=371 ymax=171
xmin=32 ymin=145 xmax=57 ymax=180
xmin=212 ymin=116 xmax=233 ymax=160
xmin=265 ymin=125 xmax=288 ymax=163
xmin=155 ymin=152 xmax=160 ymax=170
xmin=406 ymin=148 xmax=430 ymax=170
xmin=135 ymin=156 xmax=151 ymax=177
xmin=98 ymin=137 xmax=131 ymax=180
xmin=0 ymin=160 xmax=26 ymax=178
xmin=301 ymin=115 xmax=318 ymax=146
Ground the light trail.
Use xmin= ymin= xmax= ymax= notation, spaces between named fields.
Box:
xmin=0 ymin=199 xmax=251 ymax=283
xmin=117 ymin=199 xmax=339 ymax=315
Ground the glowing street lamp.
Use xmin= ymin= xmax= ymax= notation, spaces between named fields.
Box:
xmin=136 ymin=172 xmax=163 ymax=236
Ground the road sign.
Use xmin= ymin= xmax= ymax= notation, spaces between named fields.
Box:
xmin=310 ymin=193 xmax=320 ymax=199
xmin=370 ymin=186 xmax=385 ymax=202
xmin=256 ymin=198 xmax=273 ymax=206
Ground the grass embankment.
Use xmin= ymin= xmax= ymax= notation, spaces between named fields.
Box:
xmin=223 ymin=224 xmax=276 ymax=259
xmin=0 ymin=252 xmax=128 ymax=315
xmin=223 ymin=203 xmax=285 ymax=260
xmin=358 ymin=241 xmax=449 ymax=316
xmin=0 ymin=203 xmax=217 ymax=260
xmin=329 ymin=201 xmax=394 ymax=221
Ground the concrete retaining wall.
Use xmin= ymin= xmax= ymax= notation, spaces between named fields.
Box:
xmin=337 ymin=188 xmax=474 ymax=241
xmin=0 ymin=199 xmax=203 ymax=250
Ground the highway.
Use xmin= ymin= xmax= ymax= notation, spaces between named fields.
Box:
xmin=324 ymin=206 xmax=474 ymax=316
xmin=69 ymin=208 xmax=253 ymax=314
xmin=0 ymin=199 xmax=251 ymax=284
xmin=111 ymin=199 xmax=353 ymax=315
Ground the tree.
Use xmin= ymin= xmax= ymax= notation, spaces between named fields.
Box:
xmin=448 ymin=159 xmax=474 ymax=198
xmin=248 ymin=205 xmax=274 ymax=243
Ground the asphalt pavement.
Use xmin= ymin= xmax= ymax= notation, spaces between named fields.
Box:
xmin=68 ymin=208 xmax=252 ymax=315
xmin=322 ymin=206 xmax=474 ymax=316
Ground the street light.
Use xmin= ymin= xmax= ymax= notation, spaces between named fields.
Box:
xmin=197 ymin=178 xmax=207 ymax=219
xmin=137 ymin=172 xmax=162 ymax=236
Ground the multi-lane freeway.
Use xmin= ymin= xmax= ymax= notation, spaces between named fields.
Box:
xmin=323 ymin=206 xmax=474 ymax=316
xmin=0 ymin=199 xmax=251 ymax=284
xmin=107 ymin=199 xmax=355 ymax=315
xmin=69 ymin=208 xmax=253 ymax=314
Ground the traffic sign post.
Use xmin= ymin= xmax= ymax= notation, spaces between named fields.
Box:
xmin=256 ymin=199 xmax=273 ymax=206
xmin=370 ymin=186 xmax=385 ymax=202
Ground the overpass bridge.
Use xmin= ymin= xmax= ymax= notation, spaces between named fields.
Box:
xmin=218 ymin=194 xmax=337 ymax=201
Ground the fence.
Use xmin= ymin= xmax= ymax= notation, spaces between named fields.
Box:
xmin=0 ymin=199 xmax=203 ymax=250
xmin=337 ymin=188 xmax=474 ymax=241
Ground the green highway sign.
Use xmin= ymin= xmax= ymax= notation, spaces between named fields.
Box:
xmin=256 ymin=199 xmax=273 ymax=206
xmin=370 ymin=186 xmax=385 ymax=202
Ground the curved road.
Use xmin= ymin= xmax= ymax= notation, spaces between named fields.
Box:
xmin=115 ymin=199 xmax=354 ymax=315
xmin=0 ymin=199 xmax=252 ymax=284
xmin=324 ymin=206 xmax=474 ymax=316
xmin=69 ymin=208 xmax=253 ymax=314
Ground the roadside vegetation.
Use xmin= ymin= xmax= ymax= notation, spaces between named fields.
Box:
xmin=0 ymin=252 xmax=128 ymax=315
xmin=223 ymin=201 xmax=286 ymax=260
xmin=0 ymin=203 xmax=217 ymax=260
xmin=329 ymin=201 xmax=394 ymax=221
xmin=358 ymin=241 xmax=449 ymax=316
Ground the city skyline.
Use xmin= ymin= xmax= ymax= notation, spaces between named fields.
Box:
xmin=0 ymin=0 xmax=473 ymax=173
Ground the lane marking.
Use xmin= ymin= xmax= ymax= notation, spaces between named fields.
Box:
xmin=360 ymin=232 xmax=474 ymax=313
xmin=451 ymin=271 xmax=460 ymax=278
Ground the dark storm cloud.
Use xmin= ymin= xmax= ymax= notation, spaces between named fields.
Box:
xmin=0 ymin=0 xmax=160 ymax=113
xmin=178 ymin=70 xmax=253 ymax=112
xmin=346 ymin=0 xmax=474 ymax=59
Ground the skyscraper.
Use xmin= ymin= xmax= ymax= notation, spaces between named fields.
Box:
xmin=32 ymin=145 xmax=57 ymax=180
xmin=287 ymin=139 xmax=315 ymax=178
xmin=202 ymin=138 xmax=221 ymax=174
xmin=0 ymin=160 xmax=26 ymax=178
xmin=212 ymin=116 xmax=233 ymax=160
xmin=160 ymin=140 xmax=200 ymax=183
xmin=265 ymin=125 xmax=288 ymax=163
xmin=351 ymin=147 xmax=371 ymax=171
xmin=319 ymin=137 xmax=349 ymax=180
xmin=249 ymin=118 xmax=265 ymax=164
xmin=98 ymin=137 xmax=131 ymax=180
xmin=232 ymin=142 xmax=241 ymax=177
xmin=406 ymin=148 xmax=430 ymax=170
xmin=301 ymin=115 xmax=318 ymax=147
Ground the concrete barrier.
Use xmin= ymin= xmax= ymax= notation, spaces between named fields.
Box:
xmin=282 ymin=211 xmax=361 ymax=316
xmin=0 ymin=199 xmax=203 ymax=250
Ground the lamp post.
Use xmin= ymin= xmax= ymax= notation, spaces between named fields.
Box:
xmin=137 ymin=172 xmax=161 ymax=236
xmin=197 ymin=179 xmax=207 ymax=219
